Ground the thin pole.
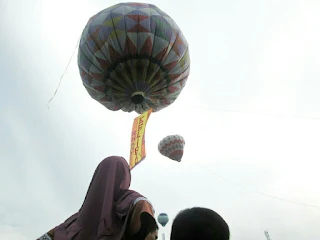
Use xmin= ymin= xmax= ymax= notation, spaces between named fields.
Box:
xmin=162 ymin=232 xmax=165 ymax=240
xmin=264 ymin=230 xmax=271 ymax=240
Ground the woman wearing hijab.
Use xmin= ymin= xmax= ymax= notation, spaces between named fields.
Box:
xmin=37 ymin=156 xmax=158 ymax=240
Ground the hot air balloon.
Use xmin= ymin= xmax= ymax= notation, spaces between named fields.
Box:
xmin=157 ymin=213 xmax=169 ymax=227
xmin=78 ymin=2 xmax=190 ymax=114
xmin=158 ymin=135 xmax=185 ymax=161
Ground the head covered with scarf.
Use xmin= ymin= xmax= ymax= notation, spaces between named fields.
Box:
xmin=53 ymin=156 xmax=156 ymax=240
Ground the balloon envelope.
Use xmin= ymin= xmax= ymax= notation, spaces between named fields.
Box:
xmin=157 ymin=213 xmax=169 ymax=227
xmin=158 ymin=134 xmax=185 ymax=161
xmin=78 ymin=2 xmax=190 ymax=114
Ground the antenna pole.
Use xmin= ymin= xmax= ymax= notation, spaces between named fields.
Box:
xmin=264 ymin=230 xmax=271 ymax=240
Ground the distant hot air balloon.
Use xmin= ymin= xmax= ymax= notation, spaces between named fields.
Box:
xmin=157 ymin=213 xmax=169 ymax=227
xmin=158 ymin=135 xmax=185 ymax=161
xmin=78 ymin=2 xmax=190 ymax=114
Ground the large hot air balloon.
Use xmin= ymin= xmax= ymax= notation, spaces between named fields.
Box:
xmin=157 ymin=213 xmax=169 ymax=227
xmin=158 ymin=134 xmax=185 ymax=161
xmin=78 ymin=2 xmax=190 ymax=114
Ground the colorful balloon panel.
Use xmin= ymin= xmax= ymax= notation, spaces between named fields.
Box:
xmin=78 ymin=2 xmax=190 ymax=114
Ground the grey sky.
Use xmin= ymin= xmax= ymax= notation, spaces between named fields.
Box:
xmin=1 ymin=0 xmax=320 ymax=239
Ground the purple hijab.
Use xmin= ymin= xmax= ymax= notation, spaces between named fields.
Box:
xmin=54 ymin=156 xmax=143 ymax=240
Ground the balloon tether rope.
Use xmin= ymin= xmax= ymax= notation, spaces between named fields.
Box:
xmin=47 ymin=37 xmax=81 ymax=109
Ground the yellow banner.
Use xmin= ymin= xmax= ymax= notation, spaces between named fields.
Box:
xmin=129 ymin=109 xmax=152 ymax=169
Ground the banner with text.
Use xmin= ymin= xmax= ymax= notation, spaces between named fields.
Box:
xmin=129 ymin=109 xmax=152 ymax=170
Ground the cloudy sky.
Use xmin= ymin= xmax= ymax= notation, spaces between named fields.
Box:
xmin=1 ymin=0 xmax=320 ymax=239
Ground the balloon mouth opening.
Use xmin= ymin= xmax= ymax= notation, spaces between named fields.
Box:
xmin=131 ymin=92 xmax=145 ymax=104
xmin=169 ymin=150 xmax=183 ymax=162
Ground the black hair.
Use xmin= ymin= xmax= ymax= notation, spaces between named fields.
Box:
xmin=170 ymin=207 xmax=230 ymax=240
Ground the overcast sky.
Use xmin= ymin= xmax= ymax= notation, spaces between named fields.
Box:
xmin=1 ymin=0 xmax=320 ymax=239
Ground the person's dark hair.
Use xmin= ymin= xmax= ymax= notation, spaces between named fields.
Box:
xmin=170 ymin=207 xmax=230 ymax=240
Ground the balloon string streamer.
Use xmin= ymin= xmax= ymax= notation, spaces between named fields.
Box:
xmin=47 ymin=37 xmax=81 ymax=109
xmin=194 ymin=163 xmax=320 ymax=210
xmin=180 ymin=105 xmax=320 ymax=121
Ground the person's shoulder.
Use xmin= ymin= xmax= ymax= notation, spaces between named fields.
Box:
xmin=133 ymin=197 xmax=155 ymax=215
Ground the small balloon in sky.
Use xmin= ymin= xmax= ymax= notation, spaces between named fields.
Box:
xmin=158 ymin=134 xmax=185 ymax=162
xmin=157 ymin=213 xmax=169 ymax=227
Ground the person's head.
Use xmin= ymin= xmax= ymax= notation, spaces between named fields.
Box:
xmin=56 ymin=156 xmax=144 ymax=240
xmin=170 ymin=207 xmax=230 ymax=240
xmin=78 ymin=156 xmax=133 ymax=222
xmin=88 ymin=156 xmax=132 ymax=199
